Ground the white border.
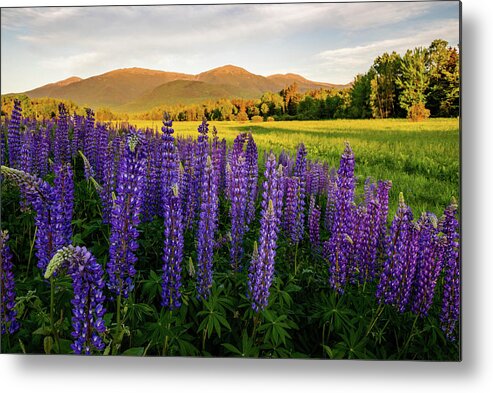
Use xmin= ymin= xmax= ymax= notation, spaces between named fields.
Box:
xmin=1 ymin=1 xmax=492 ymax=392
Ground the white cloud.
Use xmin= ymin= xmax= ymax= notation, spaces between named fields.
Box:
xmin=1 ymin=2 xmax=440 ymax=49
xmin=1 ymin=2 xmax=459 ymax=91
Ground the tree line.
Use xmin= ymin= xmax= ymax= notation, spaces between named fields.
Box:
xmin=135 ymin=39 xmax=459 ymax=122
xmin=1 ymin=39 xmax=458 ymax=122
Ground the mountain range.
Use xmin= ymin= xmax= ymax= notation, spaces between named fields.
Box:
xmin=18 ymin=65 xmax=349 ymax=113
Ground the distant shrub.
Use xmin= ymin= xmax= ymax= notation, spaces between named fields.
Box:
xmin=408 ymin=102 xmax=430 ymax=122
xmin=266 ymin=116 xmax=275 ymax=122
xmin=236 ymin=112 xmax=248 ymax=122
xmin=251 ymin=115 xmax=263 ymax=123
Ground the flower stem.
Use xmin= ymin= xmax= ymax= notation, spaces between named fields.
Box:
xmin=251 ymin=314 xmax=259 ymax=342
xmin=400 ymin=314 xmax=420 ymax=358
xmin=113 ymin=293 xmax=122 ymax=355
xmin=366 ymin=303 xmax=384 ymax=337
xmin=202 ymin=327 xmax=207 ymax=353
xmin=25 ymin=226 xmax=37 ymax=280
xmin=294 ymin=243 xmax=299 ymax=275
xmin=162 ymin=311 xmax=172 ymax=356
xmin=49 ymin=276 xmax=59 ymax=353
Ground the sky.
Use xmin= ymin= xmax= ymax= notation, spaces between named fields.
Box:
xmin=0 ymin=1 xmax=460 ymax=93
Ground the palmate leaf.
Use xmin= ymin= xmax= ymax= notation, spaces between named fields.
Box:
xmin=322 ymin=344 xmax=346 ymax=359
xmin=125 ymin=299 xmax=154 ymax=325
xmin=335 ymin=327 xmax=371 ymax=359
xmin=197 ymin=284 xmax=234 ymax=339
xmin=258 ymin=310 xmax=293 ymax=347
xmin=122 ymin=347 xmax=145 ymax=356
xmin=311 ymin=291 xmax=354 ymax=332
xmin=222 ymin=343 xmax=243 ymax=356
xmin=197 ymin=309 xmax=231 ymax=338
xmin=141 ymin=270 xmax=161 ymax=302
xmin=222 ymin=332 xmax=259 ymax=357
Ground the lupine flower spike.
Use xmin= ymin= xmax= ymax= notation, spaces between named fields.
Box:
xmin=45 ymin=245 xmax=106 ymax=355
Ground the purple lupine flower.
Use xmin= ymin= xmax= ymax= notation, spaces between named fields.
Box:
xmin=211 ymin=126 xmax=221 ymax=190
xmin=54 ymin=103 xmax=70 ymax=165
xmin=162 ymin=185 xmax=184 ymax=309
xmin=197 ymin=156 xmax=219 ymax=298
xmin=232 ymin=132 xmax=248 ymax=157
xmin=440 ymin=198 xmax=460 ymax=340
xmin=211 ymin=130 xmax=227 ymax=195
xmin=17 ymin=131 xmax=34 ymax=211
xmin=261 ymin=153 xmax=284 ymax=227
xmin=364 ymin=177 xmax=377 ymax=206
xmin=306 ymin=167 xmax=312 ymax=197
xmin=226 ymin=133 xmax=248 ymax=202
xmin=248 ymin=200 xmax=278 ymax=312
xmin=30 ymin=127 xmax=40 ymax=175
xmin=53 ymin=163 xmax=74 ymax=253
xmin=141 ymin=138 xmax=155 ymax=222
xmin=351 ymin=205 xmax=369 ymax=283
xmin=161 ymin=113 xmax=178 ymax=215
xmin=1 ymin=123 xmax=5 ymax=168
xmin=219 ymin=139 xmax=227 ymax=191
xmin=225 ymin=162 xmax=232 ymax=201
xmin=376 ymin=192 xmax=414 ymax=306
xmin=94 ymin=124 xmax=109 ymax=182
xmin=278 ymin=150 xmax=289 ymax=169
xmin=83 ymin=108 xmax=96 ymax=168
xmin=245 ymin=133 xmax=258 ymax=226
xmin=274 ymin=165 xmax=285 ymax=224
xmin=319 ymin=162 xmax=329 ymax=195
xmin=283 ymin=176 xmax=303 ymax=244
xmin=107 ymin=130 xmax=146 ymax=298
xmin=7 ymin=99 xmax=22 ymax=169
xmin=36 ymin=126 xmax=50 ymax=177
xmin=324 ymin=168 xmax=337 ymax=232
xmin=193 ymin=118 xmax=209 ymax=218
xmin=45 ymin=245 xmax=106 ymax=355
xmin=248 ymin=241 xmax=262 ymax=310
xmin=1 ymin=165 xmax=58 ymax=271
xmin=308 ymin=195 xmax=321 ymax=250
xmin=100 ymin=134 xmax=124 ymax=222
xmin=181 ymin=139 xmax=196 ymax=229
xmin=376 ymin=180 xmax=392 ymax=250
xmin=307 ymin=162 xmax=322 ymax=196
xmin=19 ymin=130 xmax=33 ymax=175
xmin=394 ymin=221 xmax=420 ymax=313
xmin=1 ymin=230 xmax=20 ymax=334
xmin=293 ymin=143 xmax=307 ymax=240
xmin=411 ymin=213 xmax=444 ymax=316
xmin=229 ymin=152 xmax=248 ymax=271
xmin=99 ymin=141 xmax=117 ymax=224
xmin=150 ymin=137 xmax=163 ymax=218
xmin=359 ymin=199 xmax=381 ymax=283
xmin=248 ymin=153 xmax=283 ymax=311
xmin=72 ymin=112 xmax=83 ymax=158
xmin=326 ymin=142 xmax=355 ymax=293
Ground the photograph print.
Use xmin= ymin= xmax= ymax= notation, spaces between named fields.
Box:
xmin=0 ymin=1 xmax=460 ymax=360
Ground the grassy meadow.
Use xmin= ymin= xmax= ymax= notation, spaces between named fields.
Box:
xmin=122 ymin=118 xmax=460 ymax=217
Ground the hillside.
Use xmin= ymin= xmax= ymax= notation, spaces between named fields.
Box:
xmin=18 ymin=65 xmax=349 ymax=112
xmin=120 ymin=80 xmax=242 ymax=112
xmin=24 ymin=68 xmax=195 ymax=109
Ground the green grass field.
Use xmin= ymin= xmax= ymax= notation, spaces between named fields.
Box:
xmin=121 ymin=118 xmax=459 ymax=217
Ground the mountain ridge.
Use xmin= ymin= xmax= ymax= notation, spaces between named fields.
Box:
xmin=18 ymin=65 xmax=350 ymax=112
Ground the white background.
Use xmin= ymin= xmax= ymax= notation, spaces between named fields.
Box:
xmin=0 ymin=0 xmax=491 ymax=392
